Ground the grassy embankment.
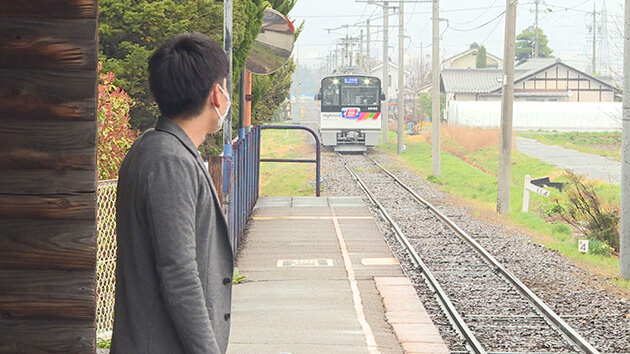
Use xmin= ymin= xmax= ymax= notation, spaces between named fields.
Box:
xmin=378 ymin=126 xmax=628 ymax=290
xmin=259 ymin=126 xmax=316 ymax=197
xmin=520 ymin=131 xmax=622 ymax=161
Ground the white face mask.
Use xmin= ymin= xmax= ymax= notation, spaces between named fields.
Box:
xmin=213 ymin=84 xmax=231 ymax=132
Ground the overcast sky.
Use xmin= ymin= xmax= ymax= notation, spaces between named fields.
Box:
xmin=289 ymin=0 xmax=625 ymax=73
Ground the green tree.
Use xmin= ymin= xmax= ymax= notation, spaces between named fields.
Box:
xmin=99 ymin=0 xmax=265 ymax=130
xmin=515 ymin=26 xmax=553 ymax=65
xmin=475 ymin=45 xmax=487 ymax=69
xmin=419 ymin=92 xmax=445 ymax=120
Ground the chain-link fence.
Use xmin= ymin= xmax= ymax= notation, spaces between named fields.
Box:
xmin=97 ymin=179 xmax=118 ymax=336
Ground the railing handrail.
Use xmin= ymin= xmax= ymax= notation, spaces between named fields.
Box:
xmin=259 ymin=125 xmax=321 ymax=197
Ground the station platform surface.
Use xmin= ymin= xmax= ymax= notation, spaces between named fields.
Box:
xmin=227 ymin=197 xmax=449 ymax=354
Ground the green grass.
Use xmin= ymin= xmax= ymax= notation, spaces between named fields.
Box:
xmin=259 ymin=128 xmax=316 ymax=197
xmin=520 ymin=131 xmax=622 ymax=161
xmin=378 ymin=132 xmax=627 ymax=291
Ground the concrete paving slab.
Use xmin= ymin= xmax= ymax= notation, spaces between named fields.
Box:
xmin=228 ymin=197 xmax=408 ymax=353
xmin=516 ymin=137 xmax=620 ymax=185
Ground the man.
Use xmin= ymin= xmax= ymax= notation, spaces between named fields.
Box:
xmin=111 ymin=33 xmax=233 ymax=354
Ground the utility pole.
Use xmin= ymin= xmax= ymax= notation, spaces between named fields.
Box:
xmin=397 ymin=0 xmax=405 ymax=154
xmin=222 ymin=0 xmax=233 ymax=203
xmin=431 ymin=0 xmax=441 ymax=176
xmin=497 ymin=0 xmax=517 ymax=214
xmin=357 ymin=0 xmax=427 ymax=144
xmin=383 ymin=2 xmax=390 ymax=143
xmin=293 ymin=44 xmax=300 ymax=124
xmin=534 ymin=0 xmax=540 ymax=58
xmin=620 ymin=0 xmax=630 ymax=279
xmin=360 ymin=29 xmax=365 ymax=70
xmin=367 ymin=19 xmax=371 ymax=70
xmin=592 ymin=2 xmax=597 ymax=74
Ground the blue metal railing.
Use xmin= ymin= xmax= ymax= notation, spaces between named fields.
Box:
xmin=225 ymin=126 xmax=261 ymax=254
xmin=223 ymin=124 xmax=321 ymax=254
xmin=260 ymin=125 xmax=321 ymax=197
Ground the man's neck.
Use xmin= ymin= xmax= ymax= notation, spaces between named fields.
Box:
xmin=172 ymin=117 xmax=207 ymax=148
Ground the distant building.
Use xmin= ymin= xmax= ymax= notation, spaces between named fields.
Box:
xmin=443 ymin=43 xmax=503 ymax=69
xmin=441 ymin=58 xmax=619 ymax=104
xmin=370 ymin=61 xmax=411 ymax=102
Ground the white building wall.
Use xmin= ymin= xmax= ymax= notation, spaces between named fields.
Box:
xmin=447 ymin=101 xmax=622 ymax=131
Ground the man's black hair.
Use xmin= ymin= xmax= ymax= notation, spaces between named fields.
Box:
xmin=149 ymin=33 xmax=229 ymax=120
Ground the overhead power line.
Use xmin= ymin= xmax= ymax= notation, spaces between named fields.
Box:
xmin=448 ymin=10 xmax=506 ymax=32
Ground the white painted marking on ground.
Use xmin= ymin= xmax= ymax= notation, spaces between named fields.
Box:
xmin=361 ymin=258 xmax=399 ymax=266
xmin=330 ymin=208 xmax=380 ymax=354
xmin=253 ymin=216 xmax=373 ymax=220
xmin=276 ymin=259 xmax=335 ymax=267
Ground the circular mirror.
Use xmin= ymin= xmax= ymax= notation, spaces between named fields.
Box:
xmin=246 ymin=8 xmax=295 ymax=75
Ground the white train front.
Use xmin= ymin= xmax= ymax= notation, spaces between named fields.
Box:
xmin=316 ymin=75 xmax=385 ymax=152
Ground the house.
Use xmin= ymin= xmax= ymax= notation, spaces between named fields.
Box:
xmin=441 ymin=58 xmax=619 ymax=104
xmin=441 ymin=59 xmax=622 ymax=131
xmin=370 ymin=60 xmax=411 ymax=102
xmin=443 ymin=43 xmax=503 ymax=69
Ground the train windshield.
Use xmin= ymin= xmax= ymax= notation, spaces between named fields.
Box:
xmin=341 ymin=85 xmax=379 ymax=106
xmin=321 ymin=76 xmax=381 ymax=109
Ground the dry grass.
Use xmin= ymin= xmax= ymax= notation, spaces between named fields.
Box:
xmin=423 ymin=125 xmax=503 ymax=175
xmin=439 ymin=125 xmax=501 ymax=152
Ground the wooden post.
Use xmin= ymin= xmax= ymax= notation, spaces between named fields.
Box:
xmin=208 ymin=156 xmax=225 ymax=207
xmin=0 ymin=1 xmax=98 ymax=352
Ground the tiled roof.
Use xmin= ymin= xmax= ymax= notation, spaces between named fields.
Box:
xmin=441 ymin=69 xmax=528 ymax=93
xmin=514 ymin=58 xmax=559 ymax=71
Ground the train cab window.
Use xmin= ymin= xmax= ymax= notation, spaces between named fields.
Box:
xmin=322 ymin=81 xmax=340 ymax=106
xmin=341 ymin=86 xmax=379 ymax=106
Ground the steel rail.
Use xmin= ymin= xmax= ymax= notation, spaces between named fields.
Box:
xmin=302 ymin=102 xmax=321 ymax=129
xmin=365 ymin=154 xmax=600 ymax=354
xmin=339 ymin=153 xmax=487 ymax=354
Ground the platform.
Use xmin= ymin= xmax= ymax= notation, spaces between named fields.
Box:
xmin=227 ymin=197 xmax=449 ymax=354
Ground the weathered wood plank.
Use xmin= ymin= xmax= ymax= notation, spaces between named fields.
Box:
xmin=0 ymin=69 xmax=97 ymax=100
xmin=0 ymin=150 xmax=94 ymax=171
xmin=0 ymin=170 xmax=95 ymax=195
xmin=0 ymin=19 xmax=97 ymax=70
xmin=0 ymin=194 xmax=96 ymax=220
xmin=0 ymin=320 xmax=94 ymax=353
xmin=0 ymin=120 xmax=95 ymax=152
xmin=0 ymin=270 xmax=94 ymax=320
xmin=209 ymin=156 xmax=224 ymax=205
xmin=0 ymin=220 xmax=95 ymax=270
xmin=0 ymin=96 xmax=95 ymax=122
xmin=0 ymin=1 xmax=98 ymax=19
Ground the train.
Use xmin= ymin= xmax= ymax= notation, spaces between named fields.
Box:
xmin=316 ymin=71 xmax=385 ymax=152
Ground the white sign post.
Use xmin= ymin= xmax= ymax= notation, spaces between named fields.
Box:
xmin=522 ymin=175 xmax=551 ymax=212
xmin=579 ymin=240 xmax=589 ymax=254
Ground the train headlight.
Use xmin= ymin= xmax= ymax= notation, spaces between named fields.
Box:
xmin=364 ymin=79 xmax=370 ymax=85
xmin=332 ymin=79 xmax=339 ymax=85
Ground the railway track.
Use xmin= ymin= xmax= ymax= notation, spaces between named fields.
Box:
xmin=300 ymin=100 xmax=321 ymax=131
xmin=340 ymin=152 xmax=600 ymax=354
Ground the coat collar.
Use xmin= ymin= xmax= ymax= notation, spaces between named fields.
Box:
xmin=155 ymin=116 xmax=200 ymax=158
xmin=154 ymin=117 xmax=229 ymax=228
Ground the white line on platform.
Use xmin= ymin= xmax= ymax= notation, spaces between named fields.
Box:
xmin=253 ymin=216 xmax=373 ymax=220
xmin=330 ymin=208 xmax=380 ymax=354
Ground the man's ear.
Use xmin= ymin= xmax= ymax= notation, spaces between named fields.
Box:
xmin=208 ymin=83 xmax=220 ymax=109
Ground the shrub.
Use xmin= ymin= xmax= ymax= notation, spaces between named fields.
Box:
xmin=98 ymin=65 xmax=140 ymax=180
xmin=553 ymin=170 xmax=620 ymax=251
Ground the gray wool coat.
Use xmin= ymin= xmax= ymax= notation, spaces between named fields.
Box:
xmin=111 ymin=117 xmax=233 ymax=354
